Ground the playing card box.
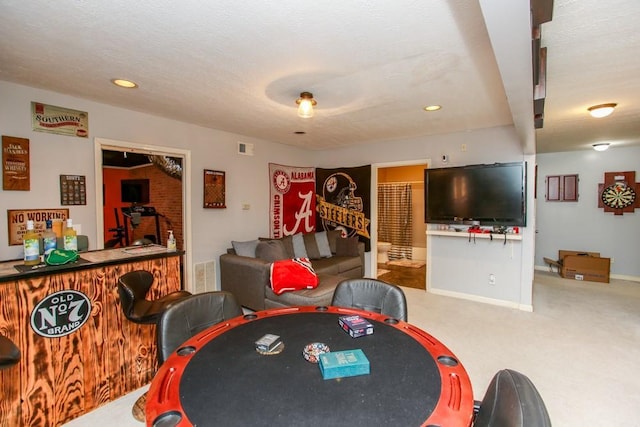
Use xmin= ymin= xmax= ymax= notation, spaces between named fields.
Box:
xmin=318 ymin=349 xmax=370 ymax=380
xmin=338 ymin=315 xmax=374 ymax=338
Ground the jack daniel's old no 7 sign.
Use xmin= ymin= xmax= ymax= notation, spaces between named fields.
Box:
xmin=30 ymin=290 xmax=92 ymax=338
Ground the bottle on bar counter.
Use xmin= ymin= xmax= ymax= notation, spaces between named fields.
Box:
xmin=23 ymin=220 xmax=40 ymax=266
xmin=64 ymin=218 xmax=78 ymax=251
xmin=167 ymin=230 xmax=176 ymax=252
xmin=43 ymin=219 xmax=57 ymax=256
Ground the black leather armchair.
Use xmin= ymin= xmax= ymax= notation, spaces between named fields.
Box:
xmin=156 ymin=291 xmax=243 ymax=365
xmin=331 ymin=278 xmax=408 ymax=321
xmin=117 ymin=270 xmax=191 ymax=324
xmin=474 ymin=369 xmax=552 ymax=427
xmin=0 ymin=334 xmax=20 ymax=369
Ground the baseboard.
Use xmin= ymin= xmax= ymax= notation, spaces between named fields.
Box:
xmin=427 ymin=287 xmax=533 ymax=312
xmin=534 ymin=264 xmax=640 ymax=283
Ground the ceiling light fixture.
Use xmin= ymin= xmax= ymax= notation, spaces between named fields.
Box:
xmin=111 ymin=78 xmax=138 ymax=89
xmin=296 ymin=92 xmax=317 ymax=118
xmin=587 ymin=103 xmax=616 ymax=118
xmin=592 ymin=143 xmax=610 ymax=151
xmin=423 ymin=105 xmax=442 ymax=112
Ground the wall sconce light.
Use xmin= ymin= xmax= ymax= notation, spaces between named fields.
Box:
xmin=592 ymin=143 xmax=610 ymax=151
xmin=296 ymin=92 xmax=317 ymax=118
xmin=587 ymin=103 xmax=617 ymax=118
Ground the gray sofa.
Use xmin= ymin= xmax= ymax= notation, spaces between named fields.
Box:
xmin=220 ymin=231 xmax=364 ymax=311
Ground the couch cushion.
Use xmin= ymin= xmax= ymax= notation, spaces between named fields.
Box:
xmin=256 ymin=240 xmax=289 ymax=262
xmin=310 ymin=257 xmax=341 ymax=275
xmin=232 ymin=239 xmax=259 ymax=257
xmin=303 ymin=233 xmax=321 ymax=259
xmin=335 ymin=236 xmax=360 ymax=257
xmin=265 ymin=274 xmax=343 ymax=307
xmin=332 ymin=256 xmax=363 ymax=274
xmin=292 ymin=233 xmax=308 ymax=258
xmin=314 ymin=231 xmax=333 ymax=258
xmin=269 ymin=258 xmax=318 ymax=295
xmin=281 ymin=235 xmax=295 ymax=258
xmin=326 ymin=229 xmax=342 ymax=254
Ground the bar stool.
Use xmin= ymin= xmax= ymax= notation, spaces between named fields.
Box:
xmin=117 ymin=270 xmax=192 ymax=325
xmin=0 ymin=334 xmax=20 ymax=369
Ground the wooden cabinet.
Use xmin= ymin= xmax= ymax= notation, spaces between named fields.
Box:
xmin=0 ymin=252 xmax=182 ymax=427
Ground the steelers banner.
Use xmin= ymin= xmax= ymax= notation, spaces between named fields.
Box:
xmin=316 ymin=165 xmax=371 ymax=251
xmin=269 ymin=163 xmax=316 ymax=238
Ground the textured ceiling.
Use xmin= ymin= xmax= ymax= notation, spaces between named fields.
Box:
xmin=0 ymin=1 xmax=638 ymax=153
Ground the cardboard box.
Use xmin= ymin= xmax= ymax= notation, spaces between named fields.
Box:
xmin=557 ymin=250 xmax=610 ymax=283
xmin=319 ymin=349 xmax=370 ymax=380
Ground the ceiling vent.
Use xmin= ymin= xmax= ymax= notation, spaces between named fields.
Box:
xmin=237 ymin=142 xmax=254 ymax=156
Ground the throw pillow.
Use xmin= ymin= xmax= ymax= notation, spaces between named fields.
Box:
xmin=291 ymin=233 xmax=308 ymax=258
xmin=326 ymin=229 xmax=342 ymax=254
xmin=314 ymin=231 xmax=333 ymax=258
xmin=255 ymin=240 xmax=289 ymax=262
xmin=302 ymin=233 xmax=321 ymax=260
xmin=231 ymin=239 xmax=259 ymax=257
xmin=269 ymin=258 xmax=319 ymax=295
xmin=335 ymin=236 xmax=360 ymax=257
xmin=281 ymin=235 xmax=295 ymax=258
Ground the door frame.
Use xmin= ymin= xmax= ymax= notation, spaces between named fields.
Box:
xmin=94 ymin=137 xmax=193 ymax=291
xmin=371 ymin=158 xmax=430 ymax=277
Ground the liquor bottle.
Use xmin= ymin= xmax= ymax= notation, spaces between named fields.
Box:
xmin=64 ymin=219 xmax=78 ymax=251
xmin=167 ymin=230 xmax=176 ymax=252
xmin=43 ymin=219 xmax=57 ymax=256
xmin=23 ymin=220 xmax=40 ymax=266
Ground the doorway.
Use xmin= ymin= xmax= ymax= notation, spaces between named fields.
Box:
xmin=373 ymin=160 xmax=428 ymax=290
xmin=93 ymin=138 xmax=193 ymax=291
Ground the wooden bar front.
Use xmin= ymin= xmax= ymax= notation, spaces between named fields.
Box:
xmin=0 ymin=249 xmax=183 ymax=427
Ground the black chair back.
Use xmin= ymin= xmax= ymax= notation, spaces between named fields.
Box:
xmin=0 ymin=334 xmax=20 ymax=369
xmin=156 ymin=291 xmax=243 ymax=365
xmin=117 ymin=270 xmax=155 ymax=322
xmin=331 ymin=278 xmax=407 ymax=321
xmin=474 ymin=369 xmax=552 ymax=427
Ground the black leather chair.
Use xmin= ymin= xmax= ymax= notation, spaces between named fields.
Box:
xmin=0 ymin=334 xmax=20 ymax=369
xmin=331 ymin=278 xmax=408 ymax=321
xmin=156 ymin=291 xmax=243 ymax=364
xmin=474 ymin=369 xmax=552 ymax=427
xmin=117 ymin=270 xmax=192 ymax=324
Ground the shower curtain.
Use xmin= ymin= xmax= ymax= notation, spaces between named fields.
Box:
xmin=378 ymin=183 xmax=413 ymax=260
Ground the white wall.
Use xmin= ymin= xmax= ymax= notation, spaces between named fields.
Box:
xmin=536 ymin=147 xmax=640 ymax=279
xmin=0 ymin=81 xmax=310 ymax=274
xmin=1 ymin=80 xmax=537 ymax=306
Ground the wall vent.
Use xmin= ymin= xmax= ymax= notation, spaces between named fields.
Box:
xmin=194 ymin=260 xmax=216 ymax=293
xmin=237 ymin=142 xmax=254 ymax=156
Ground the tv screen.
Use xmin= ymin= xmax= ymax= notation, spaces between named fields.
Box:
xmin=121 ymin=179 xmax=150 ymax=204
xmin=424 ymin=162 xmax=526 ymax=226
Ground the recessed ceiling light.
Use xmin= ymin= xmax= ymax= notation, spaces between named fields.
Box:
xmin=294 ymin=131 xmax=306 ymax=135
xmin=111 ymin=79 xmax=138 ymax=89
xmin=592 ymin=143 xmax=610 ymax=151
xmin=423 ymin=105 xmax=441 ymax=112
xmin=587 ymin=103 xmax=616 ymax=118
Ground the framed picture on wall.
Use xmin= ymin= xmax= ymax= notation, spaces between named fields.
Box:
xmin=203 ymin=169 xmax=226 ymax=208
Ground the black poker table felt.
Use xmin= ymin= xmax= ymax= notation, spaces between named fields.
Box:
xmin=147 ymin=307 xmax=474 ymax=427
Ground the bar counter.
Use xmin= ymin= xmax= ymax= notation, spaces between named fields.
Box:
xmin=0 ymin=246 xmax=184 ymax=427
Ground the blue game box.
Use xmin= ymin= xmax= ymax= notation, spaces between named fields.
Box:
xmin=318 ymin=349 xmax=370 ymax=380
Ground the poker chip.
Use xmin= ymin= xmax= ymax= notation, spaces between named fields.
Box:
xmin=302 ymin=342 xmax=330 ymax=363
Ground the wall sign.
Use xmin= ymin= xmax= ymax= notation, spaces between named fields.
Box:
xmin=7 ymin=208 xmax=69 ymax=245
xmin=203 ymin=169 xmax=226 ymax=208
xmin=31 ymin=102 xmax=89 ymax=138
xmin=2 ymin=135 xmax=30 ymax=191
xmin=30 ymin=290 xmax=91 ymax=338
xmin=60 ymin=174 xmax=87 ymax=205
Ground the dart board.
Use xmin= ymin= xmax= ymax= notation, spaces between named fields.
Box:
xmin=598 ymin=171 xmax=639 ymax=215
xmin=601 ymin=183 xmax=636 ymax=209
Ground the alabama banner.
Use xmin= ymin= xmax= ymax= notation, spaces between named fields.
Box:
xmin=316 ymin=165 xmax=371 ymax=251
xmin=269 ymin=163 xmax=316 ymax=238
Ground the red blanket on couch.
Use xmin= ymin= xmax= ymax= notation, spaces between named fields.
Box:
xmin=269 ymin=258 xmax=319 ymax=295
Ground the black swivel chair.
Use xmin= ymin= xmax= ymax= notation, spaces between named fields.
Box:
xmin=473 ymin=369 xmax=552 ymax=427
xmin=0 ymin=334 xmax=20 ymax=369
xmin=156 ymin=291 xmax=243 ymax=365
xmin=117 ymin=270 xmax=192 ymax=325
xmin=331 ymin=278 xmax=408 ymax=321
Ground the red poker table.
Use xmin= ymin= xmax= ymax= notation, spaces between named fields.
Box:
xmin=146 ymin=306 xmax=474 ymax=427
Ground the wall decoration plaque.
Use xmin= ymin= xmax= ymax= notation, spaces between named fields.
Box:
xmin=2 ymin=135 xmax=30 ymax=190
xmin=203 ymin=169 xmax=226 ymax=208
xmin=31 ymin=102 xmax=89 ymax=138
xmin=60 ymin=175 xmax=87 ymax=205
xmin=7 ymin=208 xmax=69 ymax=245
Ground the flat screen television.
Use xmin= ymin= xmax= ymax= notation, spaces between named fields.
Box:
xmin=424 ymin=162 xmax=526 ymax=226
xmin=121 ymin=179 xmax=150 ymax=204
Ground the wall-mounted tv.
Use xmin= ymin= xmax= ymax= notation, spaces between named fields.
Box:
xmin=121 ymin=179 xmax=150 ymax=204
xmin=424 ymin=162 xmax=526 ymax=226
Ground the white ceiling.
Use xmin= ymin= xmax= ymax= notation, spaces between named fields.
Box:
xmin=0 ymin=1 xmax=638 ymax=153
